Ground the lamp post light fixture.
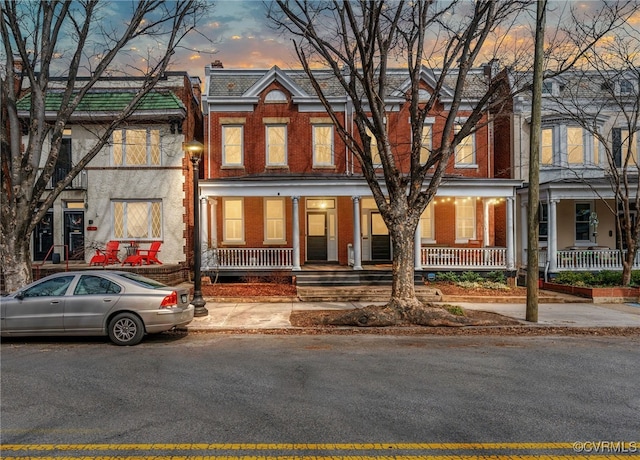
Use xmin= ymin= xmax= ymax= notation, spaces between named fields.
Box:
xmin=185 ymin=140 xmax=208 ymax=317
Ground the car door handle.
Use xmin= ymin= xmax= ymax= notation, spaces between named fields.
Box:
xmin=50 ymin=300 xmax=60 ymax=304
xmin=103 ymin=298 xmax=113 ymax=302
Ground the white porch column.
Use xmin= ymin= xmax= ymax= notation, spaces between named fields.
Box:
xmin=292 ymin=196 xmax=301 ymax=271
xmin=506 ymin=197 xmax=515 ymax=270
xmin=548 ymin=198 xmax=558 ymax=272
xmin=352 ymin=196 xmax=363 ymax=270
xmin=414 ymin=220 xmax=422 ymax=270
xmin=483 ymin=198 xmax=491 ymax=246
xmin=210 ymin=198 xmax=218 ymax=248
xmin=200 ymin=197 xmax=208 ymax=250
xmin=520 ymin=200 xmax=528 ymax=265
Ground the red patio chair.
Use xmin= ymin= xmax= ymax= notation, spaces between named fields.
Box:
xmin=136 ymin=241 xmax=162 ymax=265
xmin=89 ymin=241 xmax=121 ymax=266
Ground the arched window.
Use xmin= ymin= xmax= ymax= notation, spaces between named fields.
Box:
xmin=265 ymin=90 xmax=287 ymax=103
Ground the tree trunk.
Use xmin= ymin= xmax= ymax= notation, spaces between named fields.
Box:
xmin=388 ymin=225 xmax=421 ymax=311
xmin=1 ymin=233 xmax=32 ymax=294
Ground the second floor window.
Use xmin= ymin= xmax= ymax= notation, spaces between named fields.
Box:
xmin=365 ymin=127 xmax=382 ymax=166
xmin=222 ymin=125 xmax=243 ymax=166
xmin=313 ymin=125 xmax=334 ymax=166
xmin=454 ymin=125 xmax=475 ymax=166
xmin=266 ymin=125 xmax=287 ymax=166
xmin=567 ymin=127 xmax=584 ymax=164
xmin=541 ymin=128 xmax=553 ymax=164
xmin=613 ymin=128 xmax=639 ymax=167
xmin=113 ymin=200 xmax=161 ymax=240
xmin=420 ymin=125 xmax=433 ymax=164
xmin=112 ymin=129 xmax=160 ymax=166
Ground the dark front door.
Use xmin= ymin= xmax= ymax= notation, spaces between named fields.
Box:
xmin=65 ymin=211 xmax=85 ymax=260
xmin=33 ymin=210 xmax=54 ymax=261
xmin=307 ymin=212 xmax=328 ymax=261
xmin=371 ymin=212 xmax=391 ymax=261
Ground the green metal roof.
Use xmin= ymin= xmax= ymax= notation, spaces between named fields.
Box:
xmin=17 ymin=90 xmax=184 ymax=112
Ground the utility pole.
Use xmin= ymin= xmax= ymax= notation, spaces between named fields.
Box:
xmin=526 ymin=0 xmax=547 ymax=322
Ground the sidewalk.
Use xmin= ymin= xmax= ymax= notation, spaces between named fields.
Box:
xmin=187 ymin=298 xmax=640 ymax=331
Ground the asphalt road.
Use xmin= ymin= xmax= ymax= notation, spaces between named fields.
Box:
xmin=1 ymin=333 xmax=639 ymax=458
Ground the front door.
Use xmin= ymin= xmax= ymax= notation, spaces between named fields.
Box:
xmin=371 ymin=212 xmax=391 ymax=261
xmin=307 ymin=212 xmax=328 ymax=261
xmin=65 ymin=211 xmax=85 ymax=260
xmin=33 ymin=209 xmax=54 ymax=261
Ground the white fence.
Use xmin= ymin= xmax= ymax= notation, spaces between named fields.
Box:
xmin=421 ymin=247 xmax=507 ymax=269
xmin=202 ymin=248 xmax=293 ymax=269
xmin=549 ymin=249 xmax=640 ymax=271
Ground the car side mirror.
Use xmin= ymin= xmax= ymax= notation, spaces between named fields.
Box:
xmin=15 ymin=292 xmax=24 ymax=300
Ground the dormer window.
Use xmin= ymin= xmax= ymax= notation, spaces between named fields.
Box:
xmin=619 ymin=79 xmax=634 ymax=95
xmin=265 ymin=90 xmax=287 ymax=103
xmin=542 ymin=81 xmax=554 ymax=95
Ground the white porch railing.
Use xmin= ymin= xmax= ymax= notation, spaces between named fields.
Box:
xmin=421 ymin=247 xmax=507 ymax=270
xmin=551 ymin=249 xmax=640 ymax=271
xmin=202 ymin=248 xmax=293 ymax=269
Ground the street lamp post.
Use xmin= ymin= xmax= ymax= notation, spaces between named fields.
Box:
xmin=185 ymin=140 xmax=208 ymax=317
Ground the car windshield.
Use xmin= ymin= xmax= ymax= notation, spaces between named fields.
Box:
xmin=115 ymin=272 xmax=167 ymax=289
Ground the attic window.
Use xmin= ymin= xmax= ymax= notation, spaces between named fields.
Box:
xmin=418 ymin=88 xmax=430 ymax=102
xmin=620 ymin=79 xmax=634 ymax=95
xmin=265 ymin=90 xmax=287 ymax=103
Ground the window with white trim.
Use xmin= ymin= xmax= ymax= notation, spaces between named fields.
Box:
xmin=420 ymin=125 xmax=433 ymax=164
xmin=112 ymin=128 xmax=160 ymax=166
xmin=223 ymin=198 xmax=244 ymax=243
xmin=455 ymin=199 xmax=475 ymax=241
xmin=265 ymin=90 xmax=287 ymax=102
xmin=567 ymin=127 xmax=584 ymax=164
xmin=222 ymin=125 xmax=243 ymax=166
xmin=365 ymin=126 xmax=381 ymax=166
xmin=613 ymin=128 xmax=639 ymax=167
xmin=454 ymin=125 xmax=475 ymax=166
xmin=541 ymin=128 xmax=553 ymax=165
xmin=575 ymin=203 xmax=591 ymax=242
xmin=313 ymin=125 xmax=334 ymax=166
xmin=420 ymin=202 xmax=435 ymax=241
xmin=264 ymin=198 xmax=286 ymax=243
xmin=266 ymin=125 xmax=287 ymax=166
xmin=112 ymin=200 xmax=161 ymax=240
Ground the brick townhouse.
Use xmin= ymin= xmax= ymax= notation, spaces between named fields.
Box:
xmin=198 ymin=62 xmax=522 ymax=277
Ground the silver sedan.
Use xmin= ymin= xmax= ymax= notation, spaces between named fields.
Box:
xmin=1 ymin=271 xmax=194 ymax=345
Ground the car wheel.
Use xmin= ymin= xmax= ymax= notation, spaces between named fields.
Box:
xmin=108 ymin=313 xmax=144 ymax=346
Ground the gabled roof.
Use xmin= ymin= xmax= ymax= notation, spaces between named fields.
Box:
xmin=17 ymin=90 xmax=186 ymax=120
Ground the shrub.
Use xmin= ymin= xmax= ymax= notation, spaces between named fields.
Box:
xmin=552 ymin=270 xmax=639 ymax=287
xmin=486 ymin=271 xmax=506 ymax=283
xmin=437 ymin=272 xmax=460 ymax=282
xmin=445 ymin=305 xmax=465 ymax=316
xmin=459 ymin=271 xmax=484 ymax=283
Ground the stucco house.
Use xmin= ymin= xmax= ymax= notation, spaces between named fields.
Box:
xmin=495 ymin=69 xmax=640 ymax=275
xmin=198 ymin=62 xmax=523 ymax=279
xmin=18 ymin=72 xmax=203 ymax=273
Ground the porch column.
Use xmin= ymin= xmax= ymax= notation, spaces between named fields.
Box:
xmin=352 ymin=196 xmax=363 ymax=270
xmin=292 ymin=196 xmax=301 ymax=271
xmin=414 ymin=220 xmax=422 ymax=270
xmin=210 ymin=198 xmax=218 ymax=248
xmin=483 ymin=199 xmax=490 ymax=246
xmin=548 ymin=198 xmax=558 ymax=272
xmin=520 ymin=200 xmax=528 ymax=265
xmin=506 ymin=197 xmax=515 ymax=270
xmin=200 ymin=197 xmax=208 ymax=250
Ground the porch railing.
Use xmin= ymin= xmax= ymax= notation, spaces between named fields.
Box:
xmin=202 ymin=247 xmax=293 ymax=270
xmin=421 ymin=247 xmax=507 ymax=270
xmin=547 ymin=249 xmax=640 ymax=271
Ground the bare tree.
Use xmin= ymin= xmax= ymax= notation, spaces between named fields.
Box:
xmin=0 ymin=0 xmax=209 ymax=292
xmin=268 ymin=0 xmax=526 ymax=326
